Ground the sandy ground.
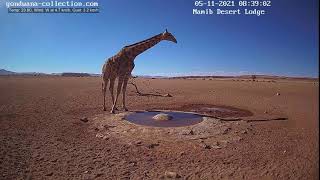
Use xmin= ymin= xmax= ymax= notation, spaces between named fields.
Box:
xmin=0 ymin=76 xmax=318 ymax=179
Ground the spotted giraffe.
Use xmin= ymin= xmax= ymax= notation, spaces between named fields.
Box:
xmin=102 ymin=29 xmax=177 ymax=113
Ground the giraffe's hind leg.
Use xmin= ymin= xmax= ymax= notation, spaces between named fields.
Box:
xmin=102 ymin=63 xmax=110 ymax=111
xmin=109 ymin=77 xmax=118 ymax=113
xmin=102 ymin=79 xmax=108 ymax=111
xmin=122 ymin=76 xmax=129 ymax=111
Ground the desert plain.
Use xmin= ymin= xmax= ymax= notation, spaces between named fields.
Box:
xmin=0 ymin=76 xmax=318 ymax=179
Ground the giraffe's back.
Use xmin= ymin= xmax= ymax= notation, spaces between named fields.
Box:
xmin=103 ymin=49 xmax=135 ymax=78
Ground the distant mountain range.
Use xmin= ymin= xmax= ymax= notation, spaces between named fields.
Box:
xmin=0 ymin=69 xmax=101 ymax=77
xmin=0 ymin=69 xmax=16 ymax=75
xmin=0 ymin=69 xmax=49 ymax=76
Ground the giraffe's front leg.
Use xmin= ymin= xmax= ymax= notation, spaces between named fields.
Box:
xmin=111 ymin=77 xmax=124 ymax=113
xmin=122 ymin=77 xmax=129 ymax=111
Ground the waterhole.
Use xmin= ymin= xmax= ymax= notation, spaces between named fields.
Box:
xmin=125 ymin=111 xmax=203 ymax=127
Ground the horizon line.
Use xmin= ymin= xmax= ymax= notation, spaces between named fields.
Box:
xmin=1 ymin=68 xmax=318 ymax=79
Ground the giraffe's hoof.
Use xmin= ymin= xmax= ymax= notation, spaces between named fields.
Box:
xmin=124 ymin=107 xmax=128 ymax=111
xmin=110 ymin=110 xmax=115 ymax=114
xmin=103 ymin=108 xmax=106 ymax=111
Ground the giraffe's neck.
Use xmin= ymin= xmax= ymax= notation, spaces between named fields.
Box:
xmin=125 ymin=33 xmax=163 ymax=58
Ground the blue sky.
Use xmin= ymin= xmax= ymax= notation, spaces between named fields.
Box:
xmin=0 ymin=0 xmax=318 ymax=77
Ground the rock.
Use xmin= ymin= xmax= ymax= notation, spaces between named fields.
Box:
xmin=204 ymin=144 xmax=211 ymax=149
xmin=45 ymin=172 xmax=53 ymax=176
xmin=264 ymin=111 xmax=268 ymax=114
xmin=164 ymin=171 xmax=181 ymax=178
xmin=232 ymin=136 xmax=243 ymax=142
xmin=211 ymin=145 xmax=222 ymax=149
xmin=222 ymin=127 xmax=232 ymax=134
xmin=212 ymin=141 xmax=220 ymax=146
xmin=164 ymin=93 xmax=172 ymax=97
xmin=152 ymin=113 xmax=173 ymax=121
xmin=147 ymin=143 xmax=159 ymax=149
xmin=129 ymin=161 xmax=137 ymax=166
xmin=135 ymin=140 xmax=142 ymax=146
xmin=80 ymin=117 xmax=88 ymax=122
xmin=95 ymin=173 xmax=104 ymax=178
xmin=103 ymin=125 xmax=116 ymax=130
xmin=241 ymin=130 xmax=248 ymax=134
xmin=181 ymin=129 xmax=195 ymax=135
xmin=25 ymin=174 xmax=32 ymax=180
xmin=96 ymin=133 xmax=104 ymax=138
xmin=95 ymin=133 xmax=108 ymax=140
xmin=276 ymin=93 xmax=280 ymax=96
xmin=189 ymin=130 xmax=195 ymax=135
xmin=201 ymin=143 xmax=211 ymax=149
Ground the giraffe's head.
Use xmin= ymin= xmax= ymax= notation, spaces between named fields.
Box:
xmin=162 ymin=29 xmax=177 ymax=43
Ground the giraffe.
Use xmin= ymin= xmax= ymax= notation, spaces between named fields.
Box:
xmin=102 ymin=29 xmax=177 ymax=113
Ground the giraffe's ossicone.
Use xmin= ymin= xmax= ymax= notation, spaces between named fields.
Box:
xmin=102 ymin=29 xmax=177 ymax=113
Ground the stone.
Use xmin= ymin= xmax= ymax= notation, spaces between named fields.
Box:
xmin=135 ymin=140 xmax=142 ymax=146
xmin=147 ymin=143 xmax=159 ymax=149
xmin=211 ymin=145 xmax=222 ymax=149
xmin=189 ymin=130 xmax=195 ymax=135
xmin=152 ymin=113 xmax=173 ymax=121
xmin=232 ymin=136 xmax=243 ymax=142
xmin=95 ymin=133 xmax=108 ymax=140
xmin=95 ymin=173 xmax=104 ymax=178
xmin=102 ymin=136 xmax=108 ymax=140
xmin=45 ymin=172 xmax=53 ymax=176
xmin=241 ymin=130 xmax=248 ymax=134
xmin=201 ymin=143 xmax=211 ymax=149
xmin=80 ymin=117 xmax=88 ymax=122
xmin=182 ymin=129 xmax=195 ymax=135
xmin=129 ymin=160 xmax=137 ymax=166
xmin=164 ymin=171 xmax=180 ymax=178
xmin=96 ymin=133 xmax=104 ymax=138
xmin=212 ymin=141 xmax=220 ymax=146
xmin=222 ymin=127 xmax=232 ymax=134
xmin=103 ymin=125 xmax=116 ymax=130
xmin=204 ymin=144 xmax=211 ymax=149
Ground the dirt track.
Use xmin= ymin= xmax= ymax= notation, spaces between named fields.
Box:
xmin=0 ymin=77 xmax=318 ymax=179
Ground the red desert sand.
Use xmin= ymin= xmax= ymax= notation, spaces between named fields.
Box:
xmin=0 ymin=76 xmax=318 ymax=179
